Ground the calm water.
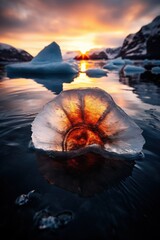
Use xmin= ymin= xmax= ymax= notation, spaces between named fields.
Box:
xmin=0 ymin=60 xmax=160 ymax=240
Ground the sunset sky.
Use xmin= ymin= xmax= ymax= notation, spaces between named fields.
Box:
xmin=0 ymin=0 xmax=160 ymax=56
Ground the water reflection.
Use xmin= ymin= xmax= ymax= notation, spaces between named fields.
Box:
xmin=0 ymin=64 xmax=6 ymax=79
xmin=36 ymin=151 xmax=134 ymax=197
xmin=6 ymin=70 xmax=76 ymax=94
xmin=119 ymin=71 xmax=160 ymax=106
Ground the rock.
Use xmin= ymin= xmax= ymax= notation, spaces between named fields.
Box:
xmin=0 ymin=43 xmax=33 ymax=62
xmin=118 ymin=15 xmax=160 ymax=59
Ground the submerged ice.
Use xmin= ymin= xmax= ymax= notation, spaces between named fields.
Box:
xmin=6 ymin=42 xmax=79 ymax=75
xmin=31 ymin=87 xmax=145 ymax=158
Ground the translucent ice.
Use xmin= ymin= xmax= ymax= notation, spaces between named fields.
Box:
xmin=31 ymin=87 xmax=145 ymax=158
xmin=85 ymin=68 xmax=107 ymax=77
xmin=15 ymin=190 xmax=38 ymax=206
xmin=6 ymin=42 xmax=79 ymax=75
xmin=103 ymin=62 xmax=121 ymax=71
xmin=151 ymin=66 xmax=160 ymax=74
xmin=33 ymin=208 xmax=73 ymax=230
xmin=123 ymin=64 xmax=145 ymax=74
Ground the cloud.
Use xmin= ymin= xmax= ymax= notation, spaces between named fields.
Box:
xmin=0 ymin=0 xmax=160 ymax=53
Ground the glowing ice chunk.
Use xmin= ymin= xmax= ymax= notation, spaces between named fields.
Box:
xmin=31 ymin=87 xmax=145 ymax=157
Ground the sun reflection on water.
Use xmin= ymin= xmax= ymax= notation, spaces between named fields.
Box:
xmin=63 ymin=60 xmax=145 ymax=117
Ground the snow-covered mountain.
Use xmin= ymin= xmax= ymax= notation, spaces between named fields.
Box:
xmin=119 ymin=15 xmax=160 ymax=59
xmin=87 ymin=47 xmax=121 ymax=60
xmin=0 ymin=43 xmax=33 ymax=62
xmin=105 ymin=47 xmax=122 ymax=59
xmin=86 ymin=48 xmax=108 ymax=60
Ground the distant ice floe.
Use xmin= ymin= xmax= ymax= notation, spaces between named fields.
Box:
xmin=110 ymin=57 xmax=125 ymax=65
xmin=31 ymin=87 xmax=145 ymax=159
xmin=151 ymin=60 xmax=160 ymax=65
xmin=103 ymin=62 xmax=121 ymax=71
xmin=85 ymin=68 xmax=107 ymax=77
xmin=151 ymin=66 xmax=160 ymax=74
xmin=123 ymin=64 xmax=145 ymax=74
xmin=124 ymin=59 xmax=133 ymax=64
xmin=103 ymin=58 xmax=135 ymax=72
xmin=6 ymin=42 xmax=79 ymax=75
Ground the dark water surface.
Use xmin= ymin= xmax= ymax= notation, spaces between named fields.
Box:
xmin=0 ymin=61 xmax=160 ymax=240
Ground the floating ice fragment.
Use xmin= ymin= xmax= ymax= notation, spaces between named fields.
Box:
xmin=33 ymin=208 xmax=74 ymax=230
xmin=15 ymin=194 xmax=29 ymax=206
xmin=151 ymin=66 xmax=160 ymax=74
xmin=111 ymin=57 xmax=125 ymax=65
xmin=33 ymin=209 xmax=59 ymax=230
xmin=103 ymin=62 xmax=121 ymax=71
xmin=123 ymin=64 xmax=145 ymax=74
xmin=31 ymin=87 xmax=145 ymax=158
xmin=85 ymin=68 xmax=107 ymax=77
xmin=151 ymin=60 xmax=160 ymax=66
xmin=15 ymin=190 xmax=35 ymax=206
xmin=15 ymin=190 xmax=41 ymax=206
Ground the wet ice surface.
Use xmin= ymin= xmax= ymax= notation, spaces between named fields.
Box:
xmin=33 ymin=208 xmax=74 ymax=230
xmin=0 ymin=60 xmax=160 ymax=240
xmin=31 ymin=87 xmax=145 ymax=157
xmin=15 ymin=190 xmax=41 ymax=206
xmin=6 ymin=42 xmax=79 ymax=76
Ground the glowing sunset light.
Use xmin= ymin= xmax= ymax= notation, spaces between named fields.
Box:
xmin=0 ymin=0 xmax=159 ymax=55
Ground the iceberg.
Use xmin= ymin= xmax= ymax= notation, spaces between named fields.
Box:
xmin=151 ymin=66 xmax=160 ymax=74
xmin=85 ymin=68 xmax=107 ymax=77
xmin=31 ymin=87 xmax=145 ymax=159
xmin=6 ymin=42 xmax=79 ymax=75
xmin=123 ymin=64 xmax=145 ymax=74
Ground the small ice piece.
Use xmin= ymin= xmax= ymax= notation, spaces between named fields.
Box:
xmin=6 ymin=42 xmax=79 ymax=75
xmin=151 ymin=66 xmax=160 ymax=74
xmin=85 ymin=68 xmax=107 ymax=77
xmin=31 ymin=87 xmax=145 ymax=158
xmin=34 ymin=209 xmax=73 ymax=230
xmin=151 ymin=60 xmax=160 ymax=66
xmin=34 ymin=209 xmax=60 ymax=230
xmin=103 ymin=62 xmax=120 ymax=71
xmin=143 ymin=59 xmax=151 ymax=65
xmin=15 ymin=190 xmax=35 ymax=206
xmin=15 ymin=194 xmax=29 ymax=206
xmin=39 ymin=216 xmax=59 ymax=230
xmin=123 ymin=64 xmax=145 ymax=74
xmin=15 ymin=190 xmax=40 ymax=206
xmin=111 ymin=57 xmax=125 ymax=65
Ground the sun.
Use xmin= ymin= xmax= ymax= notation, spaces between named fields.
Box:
xmin=78 ymin=43 xmax=91 ymax=54
xmin=65 ymin=37 xmax=95 ymax=54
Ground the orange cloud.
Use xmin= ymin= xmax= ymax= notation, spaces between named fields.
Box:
xmin=0 ymin=0 xmax=159 ymax=55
